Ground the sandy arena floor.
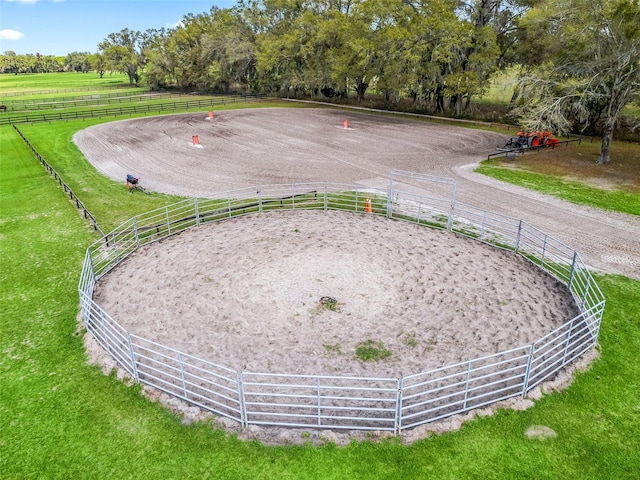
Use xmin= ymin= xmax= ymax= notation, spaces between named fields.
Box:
xmin=93 ymin=210 xmax=579 ymax=378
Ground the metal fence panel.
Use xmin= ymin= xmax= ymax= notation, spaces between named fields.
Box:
xmin=79 ymin=290 xmax=134 ymax=378
xmin=400 ymin=347 xmax=529 ymax=430
xmin=130 ymin=336 xmax=242 ymax=421
xmin=451 ymin=202 xmax=521 ymax=249
xmin=242 ymin=373 xmax=398 ymax=431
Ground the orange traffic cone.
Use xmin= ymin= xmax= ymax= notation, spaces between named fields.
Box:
xmin=343 ymin=120 xmax=349 ymax=129
xmin=364 ymin=198 xmax=372 ymax=213
xmin=192 ymin=135 xmax=200 ymax=145
xmin=208 ymin=111 xmax=214 ymax=119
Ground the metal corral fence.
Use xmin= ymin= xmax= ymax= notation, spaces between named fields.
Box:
xmin=78 ymin=179 xmax=605 ymax=434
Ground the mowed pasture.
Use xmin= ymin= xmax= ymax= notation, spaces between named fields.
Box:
xmin=1 ymin=73 xmax=639 ymax=479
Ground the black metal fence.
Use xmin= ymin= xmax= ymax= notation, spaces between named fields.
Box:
xmin=0 ymin=94 xmax=265 ymax=126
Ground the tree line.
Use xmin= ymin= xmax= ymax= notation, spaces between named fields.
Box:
xmin=0 ymin=50 xmax=102 ymax=75
xmin=2 ymin=0 xmax=638 ymax=163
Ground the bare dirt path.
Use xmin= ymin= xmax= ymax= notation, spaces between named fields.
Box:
xmin=74 ymin=107 xmax=640 ymax=280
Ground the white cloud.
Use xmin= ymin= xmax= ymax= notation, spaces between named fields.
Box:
xmin=5 ymin=0 xmax=40 ymax=5
xmin=0 ymin=29 xmax=25 ymax=40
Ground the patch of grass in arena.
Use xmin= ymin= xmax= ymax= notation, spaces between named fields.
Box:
xmin=355 ymin=339 xmax=392 ymax=362
xmin=402 ymin=333 xmax=419 ymax=348
xmin=323 ymin=343 xmax=343 ymax=356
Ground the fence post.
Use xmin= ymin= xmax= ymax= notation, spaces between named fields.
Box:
xmin=446 ymin=183 xmax=456 ymax=232
xmin=395 ymin=377 xmax=403 ymax=435
xmin=194 ymin=197 xmax=200 ymax=226
xmin=386 ymin=173 xmax=394 ymax=218
xmin=128 ymin=334 xmax=140 ymax=383
xmin=237 ymin=372 xmax=247 ymax=428
xmin=541 ymin=234 xmax=548 ymax=267
xmin=561 ymin=317 xmax=576 ymax=367
xmin=568 ymin=251 xmax=578 ymax=290
xmin=515 ymin=220 xmax=523 ymax=253
xmin=258 ymin=189 xmax=263 ymax=213
xmin=463 ymin=361 xmax=472 ymax=409
xmin=178 ymin=353 xmax=188 ymax=400
xmin=165 ymin=206 xmax=171 ymax=235
xmin=521 ymin=344 xmax=535 ymax=397
xmin=133 ymin=217 xmax=140 ymax=249
xmin=317 ymin=377 xmax=322 ymax=427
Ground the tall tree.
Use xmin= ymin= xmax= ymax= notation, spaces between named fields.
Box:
xmin=200 ymin=8 xmax=257 ymax=92
xmin=89 ymin=53 xmax=107 ymax=78
xmin=514 ymin=0 xmax=640 ymax=163
xmin=325 ymin=2 xmax=378 ymax=102
xmin=251 ymin=0 xmax=317 ymax=95
xmin=64 ymin=52 xmax=92 ymax=72
xmin=99 ymin=28 xmax=144 ymax=85
xmin=141 ymin=28 xmax=174 ymax=89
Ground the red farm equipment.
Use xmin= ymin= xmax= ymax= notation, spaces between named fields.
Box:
xmin=502 ymin=130 xmax=560 ymax=150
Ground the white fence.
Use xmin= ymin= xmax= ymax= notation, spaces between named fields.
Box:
xmin=78 ymin=181 xmax=605 ymax=434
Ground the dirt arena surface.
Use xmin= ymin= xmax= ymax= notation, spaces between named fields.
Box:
xmin=74 ymin=107 xmax=504 ymax=196
xmin=93 ymin=210 xmax=579 ymax=378
xmin=75 ymin=107 xmax=640 ymax=280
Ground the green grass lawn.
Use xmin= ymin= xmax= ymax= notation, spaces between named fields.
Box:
xmin=0 ymin=72 xmax=131 ymax=93
xmin=3 ymin=123 xmax=640 ymax=479
xmin=2 ymin=73 xmax=640 ymax=478
xmin=476 ymin=163 xmax=640 ymax=216
xmin=477 ymin=141 xmax=640 ymax=216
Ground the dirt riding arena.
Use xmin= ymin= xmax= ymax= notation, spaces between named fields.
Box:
xmin=74 ymin=107 xmax=504 ymax=196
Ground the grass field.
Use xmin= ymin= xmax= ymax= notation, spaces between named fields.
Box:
xmin=0 ymin=72 xmax=132 ymax=94
xmin=477 ymin=141 xmax=640 ymax=216
xmin=2 ymin=73 xmax=640 ymax=479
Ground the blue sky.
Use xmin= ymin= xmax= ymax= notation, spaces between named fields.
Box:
xmin=0 ymin=0 xmax=237 ymax=56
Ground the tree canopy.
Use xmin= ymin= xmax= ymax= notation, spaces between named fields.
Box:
xmin=512 ymin=0 xmax=640 ymax=163
xmin=2 ymin=0 xmax=637 ymax=161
